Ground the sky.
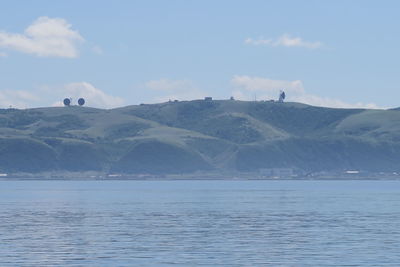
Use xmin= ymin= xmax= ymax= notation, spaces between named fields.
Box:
xmin=0 ymin=0 xmax=399 ymax=109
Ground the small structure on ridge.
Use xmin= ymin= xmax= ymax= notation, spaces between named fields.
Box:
xmin=278 ymin=90 xmax=286 ymax=103
xmin=78 ymin=98 xmax=85 ymax=106
xmin=63 ymin=98 xmax=71 ymax=106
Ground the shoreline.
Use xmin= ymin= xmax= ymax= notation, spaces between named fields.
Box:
xmin=1 ymin=176 xmax=400 ymax=181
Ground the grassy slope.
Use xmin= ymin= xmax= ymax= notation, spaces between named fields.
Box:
xmin=0 ymin=101 xmax=399 ymax=173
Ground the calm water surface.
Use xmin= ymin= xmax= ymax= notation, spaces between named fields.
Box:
xmin=1 ymin=180 xmax=400 ymax=266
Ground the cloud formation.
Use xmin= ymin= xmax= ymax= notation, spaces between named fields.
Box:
xmin=0 ymin=82 xmax=124 ymax=109
xmin=231 ymin=75 xmax=380 ymax=109
xmin=0 ymin=90 xmax=39 ymax=109
xmin=0 ymin=16 xmax=84 ymax=58
xmin=53 ymin=82 xmax=124 ymax=108
xmin=245 ymin=34 xmax=322 ymax=49
xmin=92 ymin=45 xmax=103 ymax=55
xmin=145 ymin=79 xmax=206 ymax=102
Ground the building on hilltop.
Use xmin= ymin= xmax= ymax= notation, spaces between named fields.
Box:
xmin=278 ymin=90 xmax=286 ymax=102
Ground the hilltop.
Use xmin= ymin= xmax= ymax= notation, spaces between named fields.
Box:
xmin=1 ymin=99 xmax=400 ymax=177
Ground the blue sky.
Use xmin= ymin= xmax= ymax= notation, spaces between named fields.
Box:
xmin=0 ymin=0 xmax=399 ymax=109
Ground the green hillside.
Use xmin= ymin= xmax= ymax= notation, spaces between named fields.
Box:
xmin=1 ymin=100 xmax=400 ymax=175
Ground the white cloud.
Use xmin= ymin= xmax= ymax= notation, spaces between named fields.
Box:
xmin=293 ymin=94 xmax=380 ymax=109
xmin=245 ymin=34 xmax=322 ymax=49
xmin=0 ymin=82 xmax=124 ymax=109
xmin=0 ymin=16 xmax=84 ymax=58
xmin=92 ymin=45 xmax=103 ymax=55
xmin=53 ymin=82 xmax=124 ymax=108
xmin=145 ymin=79 xmax=206 ymax=102
xmin=231 ymin=75 xmax=381 ymax=109
xmin=232 ymin=75 xmax=304 ymax=95
xmin=244 ymin=38 xmax=272 ymax=46
xmin=0 ymin=89 xmax=39 ymax=108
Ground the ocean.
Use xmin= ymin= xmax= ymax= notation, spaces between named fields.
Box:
xmin=1 ymin=180 xmax=399 ymax=266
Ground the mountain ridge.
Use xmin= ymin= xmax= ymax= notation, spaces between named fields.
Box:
xmin=1 ymin=100 xmax=399 ymax=175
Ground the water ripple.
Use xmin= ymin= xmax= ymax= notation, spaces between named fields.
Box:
xmin=0 ymin=180 xmax=400 ymax=266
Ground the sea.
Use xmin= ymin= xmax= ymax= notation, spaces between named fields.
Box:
xmin=1 ymin=180 xmax=400 ymax=266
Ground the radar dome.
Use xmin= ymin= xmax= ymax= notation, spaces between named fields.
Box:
xmin=63 ymin=98 xmax=71 ymax=106
xmin=78 ymin=98 xmax=85 ymax=106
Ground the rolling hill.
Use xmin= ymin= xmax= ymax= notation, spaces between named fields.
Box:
xmin=1 ymin=99 xmax=400 ymax=175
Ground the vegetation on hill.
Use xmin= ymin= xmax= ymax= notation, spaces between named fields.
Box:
xmin=0 ymin=100 xmax=399 ymax=174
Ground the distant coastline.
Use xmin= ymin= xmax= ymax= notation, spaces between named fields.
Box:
xmin=1 ymin=170 xmax=400 ymax=181
xmin=1 ymin=99 xmax=400 ymax=178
